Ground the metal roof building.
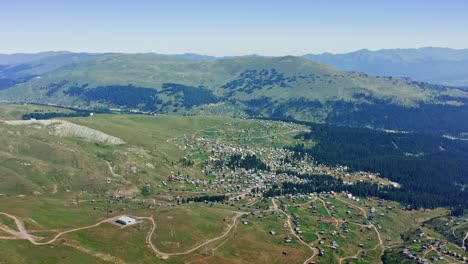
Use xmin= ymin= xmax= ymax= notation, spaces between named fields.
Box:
xmin=116 ymin=216 xmax=137 ymax=226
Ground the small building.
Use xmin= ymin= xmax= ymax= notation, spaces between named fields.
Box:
xmin=116 ymin=216 xmax=136 ymax=226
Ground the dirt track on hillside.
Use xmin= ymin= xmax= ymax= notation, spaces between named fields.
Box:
xmin=0 ymin=210 xmax=243 ymax=260
xmin=272 ymin=199 xmax=318 ymax=264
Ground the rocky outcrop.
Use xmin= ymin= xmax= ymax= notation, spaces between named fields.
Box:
xmin=3 ymin=119 xmax=125 ymax=145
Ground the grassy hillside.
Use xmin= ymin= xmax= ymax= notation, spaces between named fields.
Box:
xmin=2 ymin=54 xmax=468 ymax=134
xmin=0 ymin=106 xmax=305 ymax=196
xmin=0 ymin=103 xmax=75 ymax=120
xmin=0 ymin=54 xmax=442 ymax=103
xmin=0 ymin=119 xmax=123 ymax=195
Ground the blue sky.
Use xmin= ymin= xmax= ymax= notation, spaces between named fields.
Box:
xmin=1 ymin=0 xmax=467 ymax=55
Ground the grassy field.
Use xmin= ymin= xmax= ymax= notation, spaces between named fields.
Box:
xmin=0 ymin=214 xmax=18 ymax=231
xmin=0 ymin=122 xmax=121 ymax=195
xmin=69 ymin=114 xmax=231 ymax=159
xmin=152 ymin=204 xmax=237 ymax=253
xmin=166 ymin=210 xmax=311 ymax=264
xmin=0 ymin=239 xmax=107 ymax=263
xmin=0 ymin=194 xmax=108 ymax=231
xmin=423 ymin=216 xmax=468 ymax=247
xmin=64 ymin=218 xmax=156 ymax=263
xmin=205 ymin=217 xmax=310 ymax=264
xmin=0 ymin=104 xmax=74 ymax=120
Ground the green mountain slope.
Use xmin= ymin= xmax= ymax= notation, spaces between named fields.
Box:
xmin=1 ymin=54 xmax=467 ymax=134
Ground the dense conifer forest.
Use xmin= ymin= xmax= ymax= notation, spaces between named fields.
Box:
xmin=278 ymin=123 xmax=468 ymax=209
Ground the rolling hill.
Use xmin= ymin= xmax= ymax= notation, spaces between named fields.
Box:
xmin=1 ymin=53 xmax=468 ymax=135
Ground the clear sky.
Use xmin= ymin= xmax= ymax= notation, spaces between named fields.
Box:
xmin=1 ymin=0 xmax=467 ymax=56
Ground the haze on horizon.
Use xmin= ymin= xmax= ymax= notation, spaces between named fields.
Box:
xmin=1 ymin=0 xmax=467 ymax=56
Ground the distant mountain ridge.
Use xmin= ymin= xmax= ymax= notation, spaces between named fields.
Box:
xmin=0 ymin=51 xmax=72 ymax=65
xmin=303 ymin=47 xmax=468 ymax=86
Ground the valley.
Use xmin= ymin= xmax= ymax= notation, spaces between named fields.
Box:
xmin=0 ymin=104 xmax=466 ymax=263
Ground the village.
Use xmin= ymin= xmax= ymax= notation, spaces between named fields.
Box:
xmin=164 ymin=119 xmax=399 ymax=199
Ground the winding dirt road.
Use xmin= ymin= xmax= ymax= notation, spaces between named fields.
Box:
xmin=0 ymin=210 xmax=243 ymax=260
xmin=143 ymin=212 xmax=243 ymax=258
xmin=463 ymin=231 xmax=468 ymax=249
xmin=339 ymin=249 xmax=363 ymax=264
xmin=334 ymin=196 xmax=384 ymax=254
xmin=316 ymin=197 xmax=331 ymax=217
xmin=451 ymin=221 xmax=467 ymax=238
xmin=0 ymin=212 xmax=119 ymax=245
xmin=105 ymin=160 xmax=132 ymax=185
xmin=272 ymin=199 xmax=318 ymax=264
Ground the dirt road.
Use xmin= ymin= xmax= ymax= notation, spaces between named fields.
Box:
xmin=272 ymin=199 xmax=318 ymax=264
xmin=143 ymin=212 xmax=242 ymax=258
xmin=463 ymin=231 xmax=468 ymax=249
xmin=334 ymin=197 xmax=384 ymax=253
xmin=0 ymin=212 xmax=120 ymax=245
xmin=339 ymin=249 xmax=363 ymax=264
xmin=0 ymin=210 xmax=243 ymax=260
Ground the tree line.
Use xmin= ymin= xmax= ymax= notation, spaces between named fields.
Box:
xmin=22 ymin=110 xmax=92 ymax=120
xmin=184 ymin=195 xmax=227 ymax=203
xmin=227 ymin=154 xmax=270 ymax=172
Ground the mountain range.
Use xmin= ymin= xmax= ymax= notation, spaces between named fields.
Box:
xmin=1 ymin=50 xmax=467 ymax=136
xmin=304 ymin=47 xmax=468 ymax=87
xmin=3 ymin=47 xmax=468 ymax=86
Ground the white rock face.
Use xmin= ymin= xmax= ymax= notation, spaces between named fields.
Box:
xmin=4 ymin=119 xmax=60 ymax=126
xmin=3 ymin=119 xmax=125 ymax=145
